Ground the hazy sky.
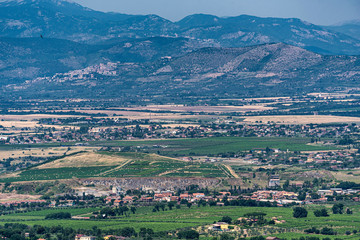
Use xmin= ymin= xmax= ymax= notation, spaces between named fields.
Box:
xmin=72 ymin=0 xmax=360 ymax=25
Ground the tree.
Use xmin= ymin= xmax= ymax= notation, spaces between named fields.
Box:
xmin=130 ymin=206 xmax=136 ymax=214
xmin=177 ymin=230 xmax=199 ymax=239
xmin=314 ymin=208 xmax=329 ymax=217
xmin=346 ymin=208 xmax=353 ymax=214
xmin=120 ymin=227 xmax=136 ymax=237
xmin=139 ymin=228 xmax=154 ymax=238
xmin=45 ymin=212 xmax=71 ymax=219
xmin=321 ymin=227 xmax=336 ymax=235
xmin=297 ymin=191 xmax=306 ymax=201
xmin=332 ymin=203 xmax=344 ymax=214
xmin=293 ymin=207 xmax=308 ymax=218
xmin=220 ymin=233 xmax=235 ymax=240
xmin=168 ymin=202 xmax=175 ymax=210
xmin=283 ymin=180 xmax=290 ymax=190
xmin=220 ymin=216 xmax=232 ymax=224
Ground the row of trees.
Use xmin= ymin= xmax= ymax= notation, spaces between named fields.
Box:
xmin=293 ymin=204 xmax=352 ymax=219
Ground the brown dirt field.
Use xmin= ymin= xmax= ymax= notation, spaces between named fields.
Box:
xmin=0 ymin=193 xmax=42 ymax=202
xmin=61 ymin=109 xmax=216 ymax=120
xmin=0 ymin=114 xmax=82 ymax=121
xmin=36 ymin=151 xmax=127 ymax=169
xmin=243 ymin=115 xmax=360 ymax=124
xmin=0 ymin=121 xmax=39 ymax=128
xmin=0 ymin=147 xmax=99 ymax=160
xmin=0 ymin=120 xmax=79 ymax=130
xmin=122 ymin=104 xmax=273 ymax=113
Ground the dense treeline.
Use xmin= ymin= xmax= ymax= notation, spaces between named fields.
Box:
xmin=45 ymin=212 xmax=71 ymax=219
xmin=0 ymin=223 xmax=155 ymax=240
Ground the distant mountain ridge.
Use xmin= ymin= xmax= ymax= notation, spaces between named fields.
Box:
xmin=0 ymin=0 xmax=360 ymax=55
xmin=325 ymin=20 xmax=360 ymax=41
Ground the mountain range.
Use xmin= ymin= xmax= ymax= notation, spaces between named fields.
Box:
xmin=0 ymin=0 xmax=360 ymax=101
xmin=325 ymin=20 xmax=360 ymax=41
xmin=1 ymin=0 xmax=360 ymax=55
xmin=7 ymin=43 xmax=360 ymax=102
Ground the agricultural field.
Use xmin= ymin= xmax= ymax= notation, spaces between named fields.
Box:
xmin=0 ymin=146 xmax=98 ymax=160
xmin=98 ymin=137 xmax=337 ymax=156
xmin=1 ymin=204 xmax=360 ymax=238
xmin=0 ymin=151 xmax=230 ymax=182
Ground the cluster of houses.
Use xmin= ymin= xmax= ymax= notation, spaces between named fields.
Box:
xmin=250 ymin=190 xmax=298 ymax=203
xmin=104 ymin=190 xmax=237 ymax=205
xmin=318 ymin=188 xmax=360 ymax=197
xmin=2 ymin=115 xmax=359 ymax=146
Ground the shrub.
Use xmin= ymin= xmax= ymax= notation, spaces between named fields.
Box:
xmin=220 ymin=216 xmax=232 ymax=224
xmin=177 ymin=230 xmax=199 ymax=239
xmin=45 ymin=212 xmax=71 ymax=219
xmin=321 ymin=227 xmax=336 ymax=235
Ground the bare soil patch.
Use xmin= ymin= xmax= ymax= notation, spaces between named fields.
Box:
xmin=123 ymin=104 xmax=273 ymax=113
xmin=0 ymin=193 xmax=42 ymax=202
xmin=0 ymin=147 xmax=99 ymax=160
xmin=37 ymin=151 xmax=127 ymax=169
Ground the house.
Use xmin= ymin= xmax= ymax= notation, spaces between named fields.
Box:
xmin=211 ymin=222 xmax=229 ymax=231
xmin=192 ymin=193 xmax=205 ymax=198
xmin=317 ymin=190 xmax=333 ymax=196
xmin=80 ymin=237 xmax=96 ymax=240
xmin=122 ymin=196 xmax=135 ymax=203
xmin=269 ymin=175 xmax=280 ymax=187
xmin=113 ymin=199 xmax=122 ymax=206
xmin=170 ymin=196 xmax=179 ymax=202
xmin=75 ymin=235 xmax=96 ymax=240
xmin=180 ymin=194 xmax=191 ymax=200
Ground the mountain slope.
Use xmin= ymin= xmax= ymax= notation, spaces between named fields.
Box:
xmin=0 ymin=37 xmax=99 ymax=85
xmin=176 ymin=14 xmax=360 ymax=55
xmin=7 ymin=43 xmax=360 ymax=101
xmin=0 ymin=36 xmax=210 ymax=85
xmin=0 ymin=0 xmax=133 ymax=42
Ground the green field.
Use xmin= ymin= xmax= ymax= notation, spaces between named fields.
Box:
xmin=1 ymin=204 xmax=359 ymax=238
xmin=0 ymin=137 xmax=335 ymax=155
xmin=95 ymin=137 xmax=336 ymax=156
xmin=0 ymin=152 xmax=229 ymax=182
